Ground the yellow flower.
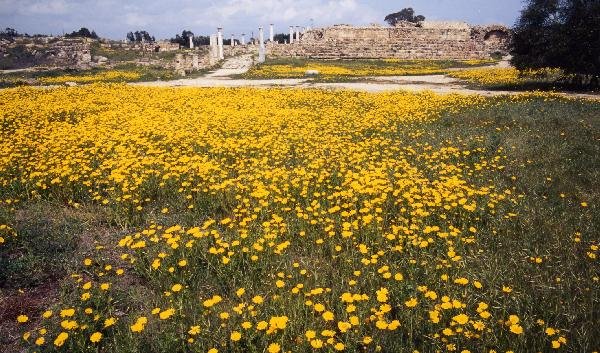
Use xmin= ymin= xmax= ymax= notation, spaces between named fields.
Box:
xmin=508 ymin=315 xmax=520 ymax=325
xmin=90 ymin=332 xmax=102 ymax=343
xmin=189 ymin=326 xmax=201 ymax=335
xmin=131 ymin=317 xmax=148 ymax=332
xmin=172 ymin=283 xmax=183 ymax=292
xmin=311 ymin=339 xmax=324 ymax=349
xmin=159 ymin=308 xmax=175 ymax=320
xmin=104 ymin=317 xmax=117 ymax=328
xmin=60 ymin=320 xmax=79 ymax=330
xmin=322 ymin=311 xmax=335 ymax=321
xmin=60 ymin=308 xmax=75 ymax=317
xmin=404 ymin=297 xmax=418 ymax=308
xmin=35 ymin=336 xmax=45 ymax=346
xmin=54 ymin=332 xmax=69 ymax=347
xmin=509 ymin=324 xmax=523 ymax=334
xmin=16 ymin=315 xmax=28 ymax=323
xmin=267 ymin=343 xmax=281 ymax=353
xmin=230 ymin=331 xmax=242 ymax=341
xmin=452 ymin=314 xmax=469 ymax=325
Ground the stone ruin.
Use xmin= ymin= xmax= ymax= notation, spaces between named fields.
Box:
xmin=267 ymin=21 xmax=510 ymax=60
xmin=0 ymin=37 xmax=92 ymax=69
xmin=0 ymin=20 xmax=511 ymax=73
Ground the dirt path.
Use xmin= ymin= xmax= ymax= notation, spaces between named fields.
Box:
xmin=132 ymin=55 xmax=598 ymax=100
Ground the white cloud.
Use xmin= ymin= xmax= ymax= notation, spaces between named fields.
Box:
xmin=193 ymin=0 xmax=376 ymax=29
xmin=0 ymin=0 xmax=69 ymax=15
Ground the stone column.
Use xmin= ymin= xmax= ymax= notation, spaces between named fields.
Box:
xmin=231 ymin=34 xmax=235 ymax=46
xmin=269 ymin=24 xmax=274 ymax=42
xmin=296 ymin=26 xmax=301 ymax=43
xmin=258 ymin=26 xmax=265 ymax=63
xmin=289 ymin=26 xmax=294 ymax=44
xmin=191 ymin=54 xmax=199 ymax=69
xmin=217 ymin=27 xmax=224 ymax=60
xmin=189 ymin=35 xmax=194 ymax=49
xmin=241 ymin=33 xmax=246 ymax=45
xmin=209 ymin=34 xmax=218 ymax=64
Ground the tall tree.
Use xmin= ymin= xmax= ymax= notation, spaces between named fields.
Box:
xmin=384 ymin=8 xmax=426 ymax=26
xmin=170 ymin=30 xmax=196 ymax=48
xmin=511 ymin=0 xmax=600 ymax=76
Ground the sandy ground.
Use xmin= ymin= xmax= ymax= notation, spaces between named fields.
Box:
xmin=133 ymin=55 xmax=599 ymax=99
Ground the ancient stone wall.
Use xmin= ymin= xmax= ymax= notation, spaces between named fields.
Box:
xmin=267 ymin=22 xmax=510 ymax=60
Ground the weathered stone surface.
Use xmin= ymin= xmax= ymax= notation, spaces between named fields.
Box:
xmin=92 ymin=55 xmax=108 ymax=63
xmin=0 ymin=37 xmax=92 ymax=69
xmin=266 ymin=23 xmax=510 ymax=60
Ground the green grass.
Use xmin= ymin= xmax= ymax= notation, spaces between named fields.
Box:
xmin=0 ymin=63 xmax=212 ymax=87
xmin=1 ymin=92 xmax=598 ymax=352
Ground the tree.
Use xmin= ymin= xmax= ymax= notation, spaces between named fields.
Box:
xmin=65 ymin=27 xmax=99 ymax=39
xmin=384 ymin=8 xmax=426 ymax=26
xmin=128 ymin=30 xmax=153 ymax=43
xmin=274 ymin=33 xmax=290 ymax=43
xmin=511 ymin=0 xmax=600 ymax=76
xmin=0 ymin=27 xmax=19 ymax=39
xmin=170 ymin=30 xmax=196 ymax=48
xmin=193 ymin=36 xmax=210 ymax=46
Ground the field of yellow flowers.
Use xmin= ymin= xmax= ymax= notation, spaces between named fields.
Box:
xmin=0 ymin=85 xmax=598 ymax=353
xmin=242 ymin=59 xmax=495 ymax=80
xmin=447 ymin=67 xmax=562 ymax=87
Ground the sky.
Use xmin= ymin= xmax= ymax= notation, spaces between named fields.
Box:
xmin=0 ymin=0 xmax=525 ymax=40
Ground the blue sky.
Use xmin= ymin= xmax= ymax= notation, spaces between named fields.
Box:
xmin=0 ymin=0 xmax=525 ymax=40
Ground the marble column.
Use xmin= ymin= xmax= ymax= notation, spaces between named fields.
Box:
xmin=258 ymin=26 xmax=265 ymax=63
xmin=289 ymin=26 xmax=294 ymax=44
xmin=217 ymin=27 xmax=224 ymax=60
xmin=241 ymin=33 xmax=246 ymax=45
xmin=231 ymin=34 xmax=235 ymax=46
xmin=269 ymin=24 xmax=274 ymax=42
xmin=189 ymin=35 xmax=194 ymax=49
xmin=209 ymin=34 xmax=218 ymax=63
xmin=296 ymin=26 xmax=301 ymax=43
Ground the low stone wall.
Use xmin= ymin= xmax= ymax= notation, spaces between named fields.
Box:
xmin=266 ymin=23 xmax=510 ymax=60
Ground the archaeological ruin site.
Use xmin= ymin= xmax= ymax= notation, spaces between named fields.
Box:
xmin=1 ymin=21 xmax=510 ymax=74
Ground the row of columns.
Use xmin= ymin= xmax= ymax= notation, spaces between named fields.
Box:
xmin=208 ymin=25 xmax=308 ymax=63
